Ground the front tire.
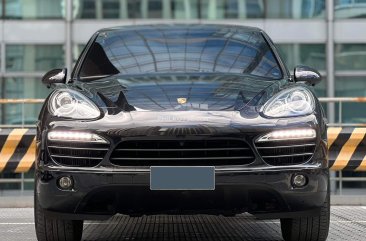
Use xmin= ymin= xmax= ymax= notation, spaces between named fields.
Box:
xmin=280 ymin=190 xmax=330 ymax=241
xmin=34 ymin=193 xmax=83 ymax=241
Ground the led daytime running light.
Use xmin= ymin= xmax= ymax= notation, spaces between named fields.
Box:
xmin=257 ymin=129 xmax=316 ymax=142
xmin=48 ymin=131 xmax=108 ymax=143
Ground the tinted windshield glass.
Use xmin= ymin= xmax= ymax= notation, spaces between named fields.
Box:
xmin=79 ymin=25 xmax=282 ymax=80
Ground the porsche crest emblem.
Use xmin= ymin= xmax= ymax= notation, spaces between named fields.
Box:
xmin=177 ymin=98 xmax=187 ymax=104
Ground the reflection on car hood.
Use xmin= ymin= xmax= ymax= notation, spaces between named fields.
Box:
xmin=76 ymin=73 xmax=285 ymax=112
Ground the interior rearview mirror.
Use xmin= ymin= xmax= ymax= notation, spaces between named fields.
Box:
xmin=42 ymin=68 xmax=67 ymax=87
xmin=293 ymin=65 xmax=321 ymax=86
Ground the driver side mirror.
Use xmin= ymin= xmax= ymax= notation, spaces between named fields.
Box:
xmin=293 ymin=65 xmax=321 ymax=86
xmin=42 ymin=68 xmax=67 ymax=87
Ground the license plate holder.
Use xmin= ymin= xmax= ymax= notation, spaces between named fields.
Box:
xmin=150 ymin=166 xmax=215 ymax=190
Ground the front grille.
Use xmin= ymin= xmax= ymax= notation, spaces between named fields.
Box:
xmin=255 ymin=140 xmax=316 ymax=166
xmin=48 ymin=141 xmax=109 ymax=167
xmin=162 ymin=127 xmax=211 ymax=135
xmin=110 ymin=139 xmax=255 ymax=166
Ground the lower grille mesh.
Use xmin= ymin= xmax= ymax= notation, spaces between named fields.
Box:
xmin=110 ymin=139 xmax=255 ymax=166
xmin=48 ymin=141 xmax=109 ymax=167
xmin=256 ymin=140 xmax=315 ymax=166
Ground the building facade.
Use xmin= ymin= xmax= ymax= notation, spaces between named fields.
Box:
xmin=1 ymin=0 xmax=366 ymax=192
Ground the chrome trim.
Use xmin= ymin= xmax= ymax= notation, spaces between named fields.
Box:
xmin=110 ymin=156 xmax=254 ymax=161
xmin=262 ymin=153 xmax=314 ymax=159
xmin=48 ymin=145 xmax=109 ymax=151
xmin=50 ymin=155 xmax=103 ymax=160
xmin=113 ymin=147 xmax=250 ymax=152
xmin=256 ymin=143 xmax=316 ymax=149
xmin=43 ymin=164 xmax=323 ymax=173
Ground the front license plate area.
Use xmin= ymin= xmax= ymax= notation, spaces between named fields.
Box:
xmin=150 ymin=166 xmax=215 ymax=190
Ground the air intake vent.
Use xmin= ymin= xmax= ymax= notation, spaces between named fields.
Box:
xmin=48 ymin=141 xmax=109 ymax=167
xmin=110 ymin=139 xmax=255 ymax=166
xmin=256 ymin=140 xmax=315 ymax=166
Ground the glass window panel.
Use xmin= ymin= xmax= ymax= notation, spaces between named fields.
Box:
xmin=0 ymin=78 xmax=50 ymax=125
xmin=171 ymin=0 xmax=198 ymax=19
xmin=277 ymin=44 xmax=326 ymax=71
xmin=73 ymin=0 xmax=325 ymax=19
xmin=126 ymin=0 xmax=143 ymax=18
xmin=74 ymin=0 xmax=193 ymax=19
xmin=6 ymin=45 xmax=64 ymax=72
xmin=75 ymin=0 xmax=115 ymax=19
xmin=102 ymin=0 xmax=120 ymax=18
xmin=0 ymin=173 xmax=22 ymax=191
xmin=200 ymin=0 xmax=264 ymax=19
xmin=5 ymin=0 xmax=64 ymax=19
xmin=148 ymin=0 xmax=163 ymax=18
xmin=75 ymin=0 xmax=171 ymax=19
xmin=339 ymin=171 xmax=366 ymax=189
xmin=77 ymin=0 xmax=96 ymax=18
xmin=335 ymin=44 xmax=366 ymax=71
xmin=335 ymin=76 xmax=366 ymax=123
xmin=335 ymin=0 xmax=366 ymax=19
xmin=265 ymin=0 xmax=325 ymax=19
xmin=265 ymin=0 xmax=292 ymax=18
xmin=200 ymin=0 xmax=324 ymax=19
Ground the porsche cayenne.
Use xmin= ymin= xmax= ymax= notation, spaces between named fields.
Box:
xmin=35 ymin=24 xmax=329 ymax=241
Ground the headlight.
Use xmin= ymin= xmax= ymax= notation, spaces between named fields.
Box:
xmin=49 ymin=90 xmax=100 ymax=119
xmin=262 ymin=87 xmax=315 ymax=117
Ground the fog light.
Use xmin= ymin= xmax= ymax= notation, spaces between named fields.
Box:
xmin=292 ymin=174 xmax=307 ymax=188
xmin=58 ymin=176 xmax=73 ymax=190
xmin=257 ymin=128 xmax=316 ymax=142
xmin=48 ymin=131 xmax=107 ymax=143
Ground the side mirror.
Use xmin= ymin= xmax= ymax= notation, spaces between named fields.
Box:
xmin=293 ymin=65 xmax=321 ymax=86
xmin=42 ymin=68 xmax=67 ymax=87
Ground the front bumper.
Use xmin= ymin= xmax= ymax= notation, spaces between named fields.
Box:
xmin=36 ymin=111 xmax=328 ymax=219
xmin=36 ymin=167 xmax=328 ymax=220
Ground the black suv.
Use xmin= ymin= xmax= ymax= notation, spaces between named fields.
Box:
xmin=35 ymin=24 xmax=329 ymax=241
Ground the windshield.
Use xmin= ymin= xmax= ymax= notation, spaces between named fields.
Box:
xmin=79 ymin=25 xmax=283 ymax=80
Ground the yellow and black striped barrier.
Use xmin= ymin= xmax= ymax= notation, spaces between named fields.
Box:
xmin=0 ymin=127 xmax=366 ymax=173
xmin=328 ymin=127 xmax=366 ymax=171
xmin=0 ymin=128 xmax=36 ymax=173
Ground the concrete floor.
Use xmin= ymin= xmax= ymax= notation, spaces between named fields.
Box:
xmin=1 ymin=207 xmax=366 ymax=241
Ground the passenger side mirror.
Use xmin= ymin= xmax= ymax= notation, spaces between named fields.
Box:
xmin=42 ymin=68 xmax=67 ymax=87
xmin=293 ymin=65 xmax=321 ymax=86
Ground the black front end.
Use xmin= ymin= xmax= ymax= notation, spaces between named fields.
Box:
xmin=34 ymin=24 xmax=331 ymax=241
xmin=35 ymin=111 xmax=328 ymax=220
xmin=35 ymin=23 xmax=329 ymax=221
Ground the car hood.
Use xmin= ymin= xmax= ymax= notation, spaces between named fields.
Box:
xmin=75 ymin=73 xmax=286 ymax=112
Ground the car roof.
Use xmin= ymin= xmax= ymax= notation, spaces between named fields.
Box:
xmin=97 ymin=24 xmax=263 ymax=34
